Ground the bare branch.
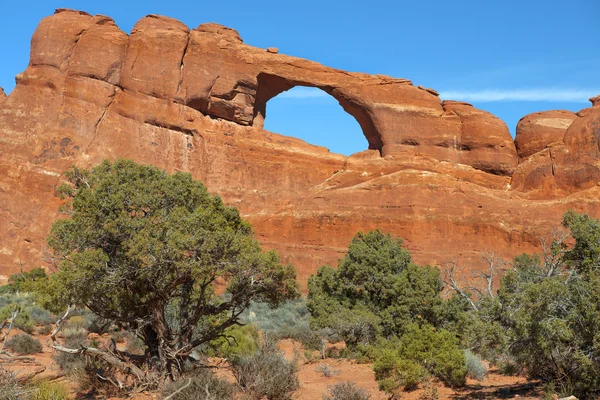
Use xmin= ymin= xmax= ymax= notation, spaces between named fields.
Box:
xmin=163 ymin=378 xmax=192 ymax=400
xmin=443 ymin=261 xmax=478 ymax=311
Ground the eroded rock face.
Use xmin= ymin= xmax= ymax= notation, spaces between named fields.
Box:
xmin=1 ymin=9 xmax=600 ymax=288
xmin=515 ymin=110 xmax=576 ymax=160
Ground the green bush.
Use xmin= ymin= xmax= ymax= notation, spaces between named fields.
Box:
xmin=2 ymin=268 xmax=47 ymax=294
xmin=161 ymin=369 xmax=236 ymax=400
xmin=308 ymin=230 xmax=447 ymax=347
xmin=209 ymin=324 xmax=260 ymax=359
xmin=6 ymin=333 xmax=43 ymax=355
xmin=323 ymin=381 xmax=371 ymax=400
xmin=464 ymin=350 xmax=487 ymax=381
xmin=0 ymin=306 xmax=35 ymax=334
xmin=370 ymin=324 xmax=466 ymax=392
xmin=231 ymin=337 xmax=299 ymax=400
xmin=31 ymin=380 xmax=68 ymax=400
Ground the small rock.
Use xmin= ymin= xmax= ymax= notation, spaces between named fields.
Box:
xmin=426 ymin=87 xmax=439 ymax=96
xmin=266 ymin=47 xmax=279 ymax=54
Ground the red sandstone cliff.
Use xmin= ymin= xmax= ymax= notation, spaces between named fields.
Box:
xmin=1 ymin=9 xmax=599 ymax=287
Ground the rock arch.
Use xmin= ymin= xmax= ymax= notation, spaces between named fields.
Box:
xmin=252 ymin=73 xmax=383 ymax=152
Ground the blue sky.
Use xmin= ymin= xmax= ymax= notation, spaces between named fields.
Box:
xmin=1 ymin=0 xmax=598 ymax=155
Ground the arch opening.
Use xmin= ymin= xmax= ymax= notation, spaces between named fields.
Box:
xmin=253 ymin=73 xmax=382 ymax=156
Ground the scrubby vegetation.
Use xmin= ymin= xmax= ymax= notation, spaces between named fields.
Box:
xmin=161 ymin=369 xmax=236 ymax=400
xmin=231 ymin=336 xmax=300 ymax=400
xmin=5 ymin=333 xmax=43 ymax=355
xmin=307 ymin=230 xmax=466 ymax=393
xmin=1 ymin=158 xmax=598 ymax=399
xmin=323 ymin=381 xmax=371 ymax=400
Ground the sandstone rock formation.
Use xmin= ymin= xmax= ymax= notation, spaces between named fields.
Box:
xmin=1 ymin=9 xmax=600 ymax=288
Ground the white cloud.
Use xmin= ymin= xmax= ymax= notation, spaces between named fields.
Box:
xmin=439 ymin=88 xmax=599 ymax=103
xmin=277 ymin=87 xmax=329 ymax=99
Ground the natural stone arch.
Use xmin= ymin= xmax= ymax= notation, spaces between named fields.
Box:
xmin=252 ymin=73 xmax=383 ymax=153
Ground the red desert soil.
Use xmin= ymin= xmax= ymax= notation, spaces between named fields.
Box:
xmin=4 ymin=333 xmax=542 ymax=399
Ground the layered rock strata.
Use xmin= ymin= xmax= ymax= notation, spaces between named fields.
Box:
xmin=1 ymin=9 xmax=599 ymax=287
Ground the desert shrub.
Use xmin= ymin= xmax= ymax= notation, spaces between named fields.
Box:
xmin=66 ymin=315 xmax=85 ymax=330
xmin=0 ymin=305 xmax=35 ymax=334
xmin=464 ymin=350 xmax=487 ymax=381
xmin=81 ymin=309 xmax=111 ymax=334
xmin=231 ymin=337 xmax=299 ymax=400
xmin=30 ymin=380 xmax=69 ymax=400
xmin=209 ymin=324 xmax=260 ymax=359
xmin=25 ymin=306 xmax=52 ymax=326
xmin=418 ymin=380 xmax=439 ymax=400
xmin=161 ymin=369 xmax=236 ymax=400
xmin=54 ymin=335 xmax=88 ymax=374
xmin=323 ymin=381 xmax=371 ymax=400
xmin=498 ymin=359 xmax=520 ymax=375
xmin=316 ymin=364 xmax=339 ymax=378
xmin=37 ymin=324 xmax=53 ymax=335
xmin=242 ymin=299 xmax=325 ymax=349
xmin=62 ymin=327 xmax=87 ymax=341
xmin=0 ymin=368 xmax=28 ymax=400
xmin=370 ymin=324 xmax=466 ymax=392
xmin=6 ymin=333 xmax=43 ymax=355
xmin=244 ymin=299 xmax=309 ymax=331
xmin=276 ymin=321 xmax=324 ymax=350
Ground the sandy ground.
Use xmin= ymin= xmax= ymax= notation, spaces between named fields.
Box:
xmin=2 ymin=331 xmax=542 ymax=399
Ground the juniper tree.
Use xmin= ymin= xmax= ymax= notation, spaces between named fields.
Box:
xmin=37 ymin=159 xmax=297 ymax=384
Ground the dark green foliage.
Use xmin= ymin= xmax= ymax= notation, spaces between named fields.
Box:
xmin=161 ymin=369 xmax=236 ymax=400
xmin=323 ymin=381 xmax=371 ymax=400
xmin=308 ymin=230 xmax=445 ymax=346
xmin=35 ymin=159 xmax=298 ymax=377
xmin=370 ymin=324 xmax=466 ymax=392
xmin=6 ymin=333 xmax=43 ymax=355
xmin=308 ymin=230 xmax=465 ymax=392
xmin=449 ymin=211 xmax=600 ymax=398
xmin=562 ymin=210 xmax=600 ymax=274
xmin=498 ymin=269 xmax=600 ymax=396
xmin=231 ymin=337 xmax=299 ymax=400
